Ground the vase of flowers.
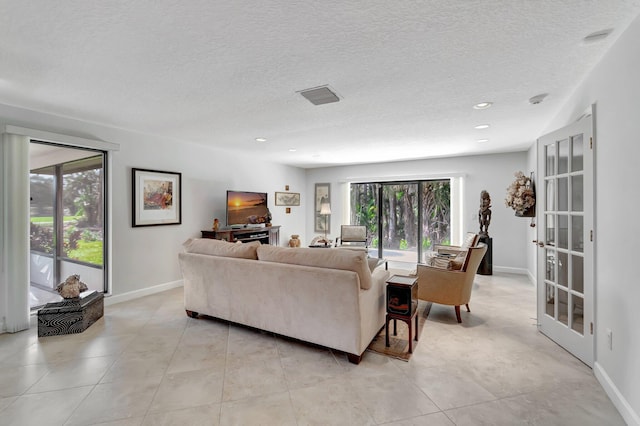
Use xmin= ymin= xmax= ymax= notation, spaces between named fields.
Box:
xmin=505 ymin=171 xmax=536 ymax=217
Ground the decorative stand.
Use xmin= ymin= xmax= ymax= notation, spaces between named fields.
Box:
xmin=477 ymin=235 xmax=493 ymax=275
xmin=38 ymin=291 xmax=104 ymax=337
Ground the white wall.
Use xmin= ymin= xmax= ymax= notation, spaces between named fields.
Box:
xmin=305 ymin=151 xmax=531 ymax=272
xmin=0 ymin=103 xmax=306 ymax=329
xmin=541 ymin=14 xmax=640 ymax=424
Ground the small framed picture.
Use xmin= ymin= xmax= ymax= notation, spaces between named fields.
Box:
xmin=132 ymin=168 xmax=182 ymax=227
xmin=275 ymin=192 xmax=301 ymax=206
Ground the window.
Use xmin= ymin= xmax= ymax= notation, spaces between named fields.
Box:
xmin=350 ymin=180 xmax=451 ymax=265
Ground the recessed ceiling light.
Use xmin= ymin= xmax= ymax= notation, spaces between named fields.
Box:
xmin=473 ymin=102 xmax=493 ymax=110
xmin=288 ymin=148 xmax=297 ymax=152
xmin=255 ymin=138 xmax=267 ymax=142
xmin=477 ymin=139 xmax=489 ymax=143
xmin=584 ymin=29 xmax=613 ymax=43
xmin=474 ymin=124 xmax=490 ymax=130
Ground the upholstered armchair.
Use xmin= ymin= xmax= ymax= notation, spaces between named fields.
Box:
xmin=415 ymin=243 xmax=487 ymax=323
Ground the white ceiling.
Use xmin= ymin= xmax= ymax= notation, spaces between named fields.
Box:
xmin=2 ymin=1 xmax=640 ymax=168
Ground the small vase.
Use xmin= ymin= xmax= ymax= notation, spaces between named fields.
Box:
xmin=289 ymin=235 xmax=301 ymax=247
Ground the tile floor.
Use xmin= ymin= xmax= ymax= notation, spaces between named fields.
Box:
xmin=0 ymin=273 xmax=624 ymax=425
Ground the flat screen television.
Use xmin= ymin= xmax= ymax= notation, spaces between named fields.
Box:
xmin=226 ymin=190 xmax=269 ymax=227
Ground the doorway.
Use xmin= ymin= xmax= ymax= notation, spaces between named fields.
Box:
xmin=536 ymin=113 xmax=594 ymax=366
xmin=29 ymin=141 xmax=108 ymax=309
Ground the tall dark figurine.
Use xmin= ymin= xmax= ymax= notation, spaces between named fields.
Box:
xmin=479 ymin=190 xmax=492 ymax=237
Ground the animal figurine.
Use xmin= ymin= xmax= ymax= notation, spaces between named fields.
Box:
xmin=56 ymin=274 xmax=88 ymax=299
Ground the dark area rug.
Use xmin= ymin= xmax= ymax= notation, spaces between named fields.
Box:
xmin=367 ymin=301 xmax=431 ymax=361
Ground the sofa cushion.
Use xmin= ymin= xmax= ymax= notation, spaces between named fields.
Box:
xmin=182 ymin=238 xmax=260 ymax=260
xmin=257 ymin=245 xmax=373 ymax=290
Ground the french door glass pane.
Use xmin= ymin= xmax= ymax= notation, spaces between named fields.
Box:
xmin=558 ymin=215 xmax=568 ymax=249
xmin=571 ymin=175 xmax=583 ymax=211
xmin=572 ymin=135 xmax=584 ymax=172
xmin=572 ymin=295 xmax=584 ymax=335
xmin=420 ymin=181 xmax=451 ymax=252
xmin=545 ymin=283 xmax=555 ymax=317
xmin=558 ymin=139 xmax=569 ymax=174
xmin=545 ymin=180 xmax=555 ymax=211
xmin=545 ymin=215 xmax=555 ymax=246
xmin=572 ymin=255 xmax=584 ymax=293
xmin=557 ymin=251 xmax=568 ymax=287
xmin=545 ymin=250 xmax=555 ymax=281
xmin=558 ymin=177 xmax=568 ymax=211
xmin=558 ymin=289 xmax=569 ymax=325
xmin=571 ymin=216 xmax=584 ymax=253
xmin=545 ymin=144 xmax=556 ymax=177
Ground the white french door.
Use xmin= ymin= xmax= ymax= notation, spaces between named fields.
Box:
xmin=536 ymin=113 xmax=594 ymax=366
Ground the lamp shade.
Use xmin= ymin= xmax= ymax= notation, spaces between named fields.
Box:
xmin=320 ymin=202 xmax=331 ymax=215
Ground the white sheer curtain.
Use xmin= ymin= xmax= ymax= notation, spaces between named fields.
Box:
xmin=1 ymin=132 xmax=31 ymax=332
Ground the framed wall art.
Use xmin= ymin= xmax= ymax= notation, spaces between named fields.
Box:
xmin=132 ymin=168 xmax=182 ymax=227
xmin=275 ymin=192 xmax=300 ymax=206
xmin=314 ymin=182 xmax=331 ymax=233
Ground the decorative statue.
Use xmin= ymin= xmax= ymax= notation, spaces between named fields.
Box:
xmin=479 ymin=190 xmax=492 ymax=237
xmin=56 ymin=274 xmax=88 ymax=299
xmin=213 ymin=218 xmax=220 ymax=231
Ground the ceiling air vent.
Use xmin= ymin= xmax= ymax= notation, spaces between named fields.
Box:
xmin=298 ymin=85 xmax=340 ymax=105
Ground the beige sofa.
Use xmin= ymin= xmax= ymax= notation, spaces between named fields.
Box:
xmin=178 ymin=238 xmax=390 ymax=364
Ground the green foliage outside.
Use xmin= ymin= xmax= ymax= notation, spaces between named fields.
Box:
xmin=350 ymin=180 xmax=451 ymax=254
xmin=30 ymin=166 xmax=104 ymax=267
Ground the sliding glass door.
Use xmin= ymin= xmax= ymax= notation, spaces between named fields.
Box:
xmin=29 ymin=142 xmax=107 ymax=308
xmin=350 ymin=180 xmax=450 ymax=266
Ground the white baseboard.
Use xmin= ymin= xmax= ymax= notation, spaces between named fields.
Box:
xmin=594 ymin=362 xmax=640 ymax=426
xmin=493 ymin=266 xmax=529 ymax=276
xmin=104 ymin=279 xmax=183 ymax=306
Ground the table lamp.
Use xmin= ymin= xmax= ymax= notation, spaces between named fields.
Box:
xmin=320 ymin=201 xmax=331 ymax=246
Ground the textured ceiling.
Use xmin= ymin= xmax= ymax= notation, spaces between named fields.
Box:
xmin=2 ymin=1 xmax=640 ymax=168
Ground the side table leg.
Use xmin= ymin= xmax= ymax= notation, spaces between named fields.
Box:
xmin=408 ymin=319 xmax=413 ymax=353
xmin=415 ymin=313 xmax=419 ymax=341
xmin=393 ymin=318 xmax=397 ymax=336
xmin=385 ymin=315 xmax=390 ymax=347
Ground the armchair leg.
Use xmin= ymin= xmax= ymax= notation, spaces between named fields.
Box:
xmin=455 ymin=305 xmax=462 ymax=323
xmin=465 ymin=304 xmax=470 ymax=312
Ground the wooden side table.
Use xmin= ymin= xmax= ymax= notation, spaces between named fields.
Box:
xmin=385 ymin=275 xmax=419 ymax=353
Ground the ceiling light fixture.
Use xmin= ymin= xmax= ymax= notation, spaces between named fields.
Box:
xmin=288 ymin=148 xmax=297 ymax=152
xmin=473 ymin=102 xmax=493 ymax=110
xmin=474 ymin=124 xmax=490 ymax=129
xmin=529 ymin=93 xmax=548 ymax=105
xmin=584 ymin=29 xmax=613 ymax=43
xmin=255 ymin=137 xmax=267 ymax=142
xmin=477 ymin=139 xmax=489 ymax=143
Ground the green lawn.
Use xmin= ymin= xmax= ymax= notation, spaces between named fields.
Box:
xmin=31 ymin=216 xmax=81 ymax=225
xmin=68 ymin=240 xmax=103 ymax=265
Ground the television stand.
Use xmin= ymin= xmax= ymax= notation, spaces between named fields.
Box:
xmin=201 ymin=225 xmax=280 ymax=246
